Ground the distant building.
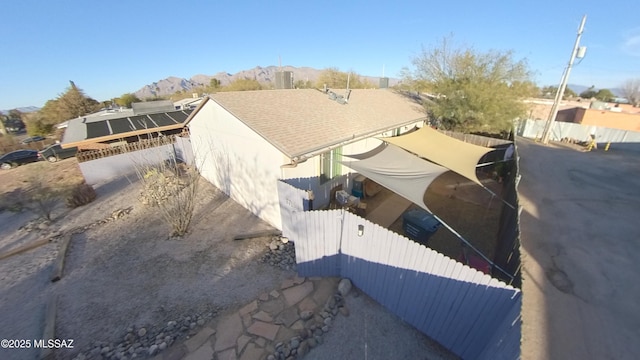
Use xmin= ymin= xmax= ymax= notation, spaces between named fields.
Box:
xmin=173 ymin=97 xmax=204 ymax=111
xmin=556 ymin=102 xmax=640 ymax=132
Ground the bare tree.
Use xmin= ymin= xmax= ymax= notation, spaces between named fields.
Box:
xmin=621 ymin=78 xmax=640 ymax=106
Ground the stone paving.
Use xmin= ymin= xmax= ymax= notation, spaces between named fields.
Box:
xmin=151 ymin=276 xmax=342 ymax=360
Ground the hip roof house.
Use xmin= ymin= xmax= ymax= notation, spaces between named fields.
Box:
xmin=185 ymin=88 xmax=428 ymax=229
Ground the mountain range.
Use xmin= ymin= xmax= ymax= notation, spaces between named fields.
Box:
xmin=0 ymin=106 xmax=40 ymax=115
xmin=133 ymin=65 xmax=398 ymax=99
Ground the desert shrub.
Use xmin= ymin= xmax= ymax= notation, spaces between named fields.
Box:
xmin=0 ymin=188 xmax=27 ymax=212
xmin=26 ymin=179 xmax=61 ymax=221
xmin=131 ymin=143 xmax=200 ymax=237
xmin=65 ymin=182 xmax=97 ymax=208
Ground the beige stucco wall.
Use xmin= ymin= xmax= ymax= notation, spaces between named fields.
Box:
xmin=579 ymin=109 xmax=640 ymax=132
xmin=190 ymin=101 xmax=423 ymax=227
xmin=189 ymin=100 xmax=287 ymax=229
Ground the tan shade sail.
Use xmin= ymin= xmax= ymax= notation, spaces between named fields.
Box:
xmin=341 ymin=144 xmax=448 ymax=211
xmin=382 ymin=126 xmax=494 ymax=185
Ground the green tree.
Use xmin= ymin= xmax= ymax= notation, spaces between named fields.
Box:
xmin=402 ymin=37 xmax=536 ymax=132
xmin=209 ymin=78 xmax=221 ymax=89
xmin=39 ymin=81 xmax=101 ymax=124
xmin=31 ymin=81 xmax=101 ymax=135
xmin=579 ymin=86 xmax=597 ymax=99
xmin=115 ymin=93 xmax=141 ymax=108
xmin=23 ymin=111 xmax=54 ymax=136
xmin=58 ymin=81 xmax=101 ymax=119
xmin=594 ymin=89 xmax=615 ymax=102
xmin=540 ymin=85 xmax=577 ymax=99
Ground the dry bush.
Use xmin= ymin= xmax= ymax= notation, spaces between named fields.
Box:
xmin=65 ymin=182 xmax=97 ymax=208
xmin=0 ymin=188 xmax=28 ymax=212
xmin=132 ymin=144 xmax=200 ymax=237
xmin=26 ymin=177 xmax=61 ymax=221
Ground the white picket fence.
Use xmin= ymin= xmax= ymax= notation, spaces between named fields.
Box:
xmin=282 ymin=197 xmax=521 ymax=359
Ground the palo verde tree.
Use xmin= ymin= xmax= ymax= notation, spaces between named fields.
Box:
xmin=594 ymin=89 xmax=616 ymax=102
xmin=402 ymin=37 xmax=536 ymax=133
xmin=315 ymin=68 xmax=374 ymax=89
xmin=115 ymin=93 xmax=141 ymax=108
xmin=579 ymin=86 xmax=615 ymax=102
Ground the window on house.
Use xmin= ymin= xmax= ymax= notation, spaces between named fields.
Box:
xmin=319 ymin=147 xmax=342 ymax=184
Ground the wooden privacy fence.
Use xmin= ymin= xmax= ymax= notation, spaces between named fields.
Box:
xmin=286 ymin=207 xmax=521 ymax=360
xmin=438 ymin=130 xmax=512 ymax=148
xmin=76 ymin=136 xmax=177 ymax=162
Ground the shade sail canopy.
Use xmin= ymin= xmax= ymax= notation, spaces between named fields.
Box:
xmin=382 ymin=126 xmax=494 ymax=185
xmin=341 ymin=144 xmax=448 ymax=211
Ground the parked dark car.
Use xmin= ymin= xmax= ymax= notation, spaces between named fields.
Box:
xmin=20 ymin=136 xmax=46 ymax=144
xmin=0 ymin=150 xmax=41 ymax=169
xmin=38 ymin=144 xmax=78 ymax=163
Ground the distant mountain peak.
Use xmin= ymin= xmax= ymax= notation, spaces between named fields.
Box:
xmin=0 ymin=106 xmax=40 ymax=115
xmin=133 ymin=65 xmax=396 ymax=100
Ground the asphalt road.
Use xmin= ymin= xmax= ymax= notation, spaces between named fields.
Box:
xmin=517 ymin=138 xmax=640 ymax=360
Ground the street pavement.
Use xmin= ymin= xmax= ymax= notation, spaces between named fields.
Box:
xmin=517 ymin=138 xmax=640 ymax=360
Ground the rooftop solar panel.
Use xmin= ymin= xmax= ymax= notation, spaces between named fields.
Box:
xmin=129 ymin=115 xmax=156 ymax=130
xmin=149 ymin=113 xmax=178 ymax=126
xmin=109 ymin=118 xmax=135 ymax=135
xmin=86 ymin=121 xmax=111 ymax=139
xmin=168 ymin=110 xmax=190 ymax=123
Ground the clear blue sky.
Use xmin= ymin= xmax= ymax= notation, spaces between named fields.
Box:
xmin=1 ymin=0 xmax=639 ymax=109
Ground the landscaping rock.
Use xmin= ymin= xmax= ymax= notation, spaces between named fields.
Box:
xmin=338 ymin=278 xmax=352 ymax=296
xmin=300 ymin=310 xmax=313 ymax=321
xmin=260 ymin=239 xmax=297 ymax=271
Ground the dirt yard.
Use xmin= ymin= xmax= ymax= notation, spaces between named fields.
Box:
xmin=0 ymin=158 xmax=291 ymax=360
xmin=0 ymin=159 xmax=457 ymax=360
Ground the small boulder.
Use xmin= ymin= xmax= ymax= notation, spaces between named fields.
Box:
xmin=338 ymin=278 xmax=352 ymax=296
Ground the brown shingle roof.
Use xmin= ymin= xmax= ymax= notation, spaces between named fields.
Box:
xmin=197 ymin=89 xmax=427 ymax=158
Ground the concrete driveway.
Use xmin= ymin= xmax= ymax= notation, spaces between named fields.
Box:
xmin=517 ymin=138 xmax=640 ymax=360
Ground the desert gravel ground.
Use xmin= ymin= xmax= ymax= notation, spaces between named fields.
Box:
xmin=0 ymin=159 xmax=456 ymax=360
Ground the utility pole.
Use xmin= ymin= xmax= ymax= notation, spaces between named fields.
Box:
xmin=541 ymin=15 xmax=587 ymax=144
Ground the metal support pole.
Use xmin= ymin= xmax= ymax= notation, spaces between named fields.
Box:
xmin=541 ymin=15 xmax=587 ymax=144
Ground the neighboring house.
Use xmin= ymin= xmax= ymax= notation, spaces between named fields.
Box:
xmin=62 ymin=101 xmax=192 ymax=150
xmin=173 ymin=96 xmax=204 ymax=110
xmin=186 ymin=88 xmax=427 ymax=229
xmin=556 ymin=104 xmax=640 ymax=132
